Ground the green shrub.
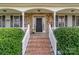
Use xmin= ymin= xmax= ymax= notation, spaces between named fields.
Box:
xmin=54 ymin=27 xmax=79 ymax=55
xmin=0 ymin=28 xmax=24 ymax=55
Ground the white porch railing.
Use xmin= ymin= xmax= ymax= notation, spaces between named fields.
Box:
xmin=22 ymin=24 xmax=30 ymax=55
xmin=49 ymin=24 xmax=57 ymax=55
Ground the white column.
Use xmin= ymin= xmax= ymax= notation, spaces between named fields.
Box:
xmin=22 ymin=12 xmax=25 ymax=30
xmin=54 ymin=11 xmax=56 ymax=29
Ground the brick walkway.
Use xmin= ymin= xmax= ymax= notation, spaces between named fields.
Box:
xmin=25 ymin=33 xmax=53 ymax=55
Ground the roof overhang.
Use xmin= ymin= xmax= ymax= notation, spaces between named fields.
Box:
xmin=0 ymin=3 xmax=79 ymax=7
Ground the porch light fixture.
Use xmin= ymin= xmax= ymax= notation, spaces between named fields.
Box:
xmin=37 ymin=9 xmax=40 ymax=12
xmin=71 ymin=10 xmax=75 ymax=12
xmin=3 ymin=10 xmax=7 ymax=12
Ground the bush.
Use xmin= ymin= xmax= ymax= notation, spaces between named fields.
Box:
xmin=0 ymin=28 xmax=24 ymax=55
xmin=54 ymin=27 xmax=79 ymax=55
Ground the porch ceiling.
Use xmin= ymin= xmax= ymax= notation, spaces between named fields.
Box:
xmin=57 ymin=8 xmax=79 ymax=14
xmin=0 ymin=9 xmax=21 ymax=13
xmin=25 ymin=9 xmax=53 ymax=13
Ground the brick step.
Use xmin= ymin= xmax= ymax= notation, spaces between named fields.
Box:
xmin=29 ymin=38 xmax=49 ymax=41
xmin=27 ymin=44 xmax=51 ymax=48
xmin=26 ymin=52 xmax=51 ymax=55
xmin=26 ymin=48 xmax=53 ymax=55
xmin=26 ymin=51 xmax=51 ymax=54
xmin=29 ymin=40 xmax=50 ymax=43
xmin=28 ymin=42 xmax=50 ymax=45
xmin=30 ymin=37 xmax=49 ymax=39
xmin=25 ymin=33 xmax=53 ymax=55
xmin=27 ymin=47 xmax=50 ymax=51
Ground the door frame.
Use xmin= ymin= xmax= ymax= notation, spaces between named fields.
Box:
xmin=36 ymin=17 xmax=42 ymax=32
xmin=32 ymin=15 xmax=46 ymax=33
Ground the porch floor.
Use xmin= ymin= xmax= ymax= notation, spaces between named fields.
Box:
xmin=25 ymin=33 xmax=53 ymax=55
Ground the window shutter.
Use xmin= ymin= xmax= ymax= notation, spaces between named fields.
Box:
xmin=20 ymin=15 xmax=22 ymax=27
xmin=56 ymin=15 xmax=58 ymax=27
xmin=10 ymin=15 xmax=13 ymax=27
xmin=2 ymin=15 xmax=5 ymax=27
xmin=72 ymin=15 xmax=75 ymax=26
xmin=65 ymin=15 xmax=68 ymax=27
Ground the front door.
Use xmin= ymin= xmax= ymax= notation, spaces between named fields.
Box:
xmin=36 ymin=18 xmax=42 ymax=32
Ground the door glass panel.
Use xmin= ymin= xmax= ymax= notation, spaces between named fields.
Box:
xmin=36 ymin=18 xmax=42 ymax=32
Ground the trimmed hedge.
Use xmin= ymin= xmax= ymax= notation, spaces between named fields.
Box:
xmin=54 ymin=27 xmax=79 ymax=55
xmin=0 ymin=28 xmax=24 ymax=55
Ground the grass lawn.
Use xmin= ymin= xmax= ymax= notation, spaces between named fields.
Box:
xmin=0 ymin=28 xmax=24 ymax=55
xmin=54 ymin=28 xmax=79 ymax=55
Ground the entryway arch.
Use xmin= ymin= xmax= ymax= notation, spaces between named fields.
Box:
xmin=24 ymin=8 xmax=54 ymax=33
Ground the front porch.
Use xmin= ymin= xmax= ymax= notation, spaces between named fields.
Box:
xmin=0 ymin=8 xmax=79 ymax=32
xmin=0 ymin=8 xmax=79 ymax=55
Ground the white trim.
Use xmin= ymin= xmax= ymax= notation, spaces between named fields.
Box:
xmin=22 ymin=12 xmax=25 ymax=30
xmin=42 ymin=17 xmax=46 ymax=33
xmin=49 ymin=24 xmax=57 ymax=55
xmin=54 ymin=12 xmax=56 ymax=29
xmin=22 ymin=24 xmax=30 ymax=55
xmin=32 ymin=15 xmax=46 ymax=33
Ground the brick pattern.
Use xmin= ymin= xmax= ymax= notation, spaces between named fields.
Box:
xmin=25 ymin=33 xmax=53 ymax=55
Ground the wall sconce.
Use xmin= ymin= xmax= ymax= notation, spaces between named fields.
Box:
xmin=37 ymin=9 xmax=40 ymax=12
xmin=71 ymin=10 xmax=75 ymax=12
xmin=3 ymin=10 xmax=7 ymax=12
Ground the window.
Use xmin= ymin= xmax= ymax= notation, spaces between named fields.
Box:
xmin=58 ymin=16 xmax=65 ymax=27
xmin=65 ymin=15 xmax=68 ymax=27
xmin=20 ymin=15 xmax=22 ymax=27
xmin=76 ymin=16 xmax=79 ymax=26
xmin=10 ymin=16 xmax=13 ymax=27
xmin=13 ymin=16 xmax=20 ymax=27
xmin=2 ymin=15 xmax=5 ymax=27
xmin=72 ymin=15 xmax=75 ymax=26
xmin=72 ymin=16 xmax=79 ymax=26
xmin=0 ymin=16 xmax=5 ymax=27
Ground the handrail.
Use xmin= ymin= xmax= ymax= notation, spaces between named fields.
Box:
xmin=49 ymin=24 xmax=57 ymax=55
xmin=22 ymin=24 xmax=30 ymax=55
